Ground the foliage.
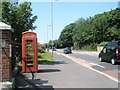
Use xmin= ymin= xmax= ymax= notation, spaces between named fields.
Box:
xmin=73 ymin=17 xmax=93 ymax=48
xmin=38 ymin=51 xmax=54 ymax=64
xmin=80 ymin=43 xmax=97 ymax=51
xmin=1 ymin=1 xmax=37 ymax=70
xmin=57 ymin=8 xmax=120 ymax=50
xmin=0 ymin=0 xmax=2 ymax=21
xmin=58 ymin=23 xmax=76 ymax=48
xmin=2 ymin=1 xmax=37 ymax=43
xmin=97 ymin=41 xmax=108 ymax=46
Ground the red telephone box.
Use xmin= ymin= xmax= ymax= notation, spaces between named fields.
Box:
xmin=22 ymin=31 xmax=38 ymax=72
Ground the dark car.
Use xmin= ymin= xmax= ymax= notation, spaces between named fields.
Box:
xmin=63 ymin=47 xmax=72 ymax=54
xmin=52 ymin=47 xmax=56 ymax=51
xmin=99 ymin=40 xmax=120 ymax=65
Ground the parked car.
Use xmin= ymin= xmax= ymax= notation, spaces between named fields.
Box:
xmin=46 ymin=47 xmax=49 ymax=51
xmin=63 ymin=47 xmax=72 ymax=54
xmin=98 ymin=40 xmax=120 ymax=65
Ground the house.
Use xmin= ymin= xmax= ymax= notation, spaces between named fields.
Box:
xmin=0 ymin=22 xmax=14 ymax=89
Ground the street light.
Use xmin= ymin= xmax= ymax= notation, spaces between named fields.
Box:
xmin=46 ymin=25 xmax=51 ymax=51
xmin=51 ymin=0 xmax=53 ymax=56
xmin=50 ymin=0 xmax=59 ymax=56
xmin=118 ymin=1 xmax=120 ymax=8
xmin=47 ymin=25 xmax=51 ymax=43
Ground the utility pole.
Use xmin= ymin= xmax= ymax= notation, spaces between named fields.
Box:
xmin=51 ymin=0 xmax=53 ymax=56
xmin=118 ymin=1 xmax=120 ymax=8
xmin=47 ymin=25 xmax=51 ymax=51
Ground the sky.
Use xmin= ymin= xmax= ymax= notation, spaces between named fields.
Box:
xmin=28 ymin=0 xmax=119 ymax=44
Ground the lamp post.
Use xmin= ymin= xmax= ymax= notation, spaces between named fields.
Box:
xmin=50 ymin=0 xmax=59 ymax=56
xmin=51 ymin=0 xmax=53 ymax=56
xmin=47 ymin=25 xmax=51 ymax=51
xmin=118 ymin=1 xmax=120 ymax=8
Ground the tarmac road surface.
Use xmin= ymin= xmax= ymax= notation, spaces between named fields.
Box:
xmin=16 ymin=51 xmax=118 ymax=89
xmin=36 ymin=52 xmax=118 ymax=88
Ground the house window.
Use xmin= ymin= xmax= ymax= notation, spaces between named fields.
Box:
xmin=0 ymin=40 xmax=6 ymax=48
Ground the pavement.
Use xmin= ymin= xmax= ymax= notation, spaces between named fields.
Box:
xmin=15 ymin=51 xmax=118 ymax=89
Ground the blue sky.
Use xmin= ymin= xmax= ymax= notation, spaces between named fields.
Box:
xmin=31 ymin=2 xmax=118 ymax=44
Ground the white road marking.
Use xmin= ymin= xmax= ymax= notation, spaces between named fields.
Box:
xmin=89 ymin=67 xmax=119 ymax=83
xmin=90 ymin=63 xmax=105 ymax=68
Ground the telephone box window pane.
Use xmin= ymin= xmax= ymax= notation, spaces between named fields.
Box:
xmin=24 ymin=35 xmax=35 ymax=37
xmin=26 ymin=43 xmax=33 ymax=46
xmin=26 ymin=50 xmax=34 ymax=53
xmin=0 ymin=40 xmax=6 ymax=47
xmin=26 ymin=40 xmax=33 ymax=43
xmin=27 ymin=61 xmax=34 ymax=63
xmin=26 ymin=47 xmax=33 ymax=49
xmin=26 ymin=54 xmax=34 ymax=56
xmin=27 ymin=64 xmax=34 ymax=67
xmin=27 ymin=57 xmax=34 ymax=60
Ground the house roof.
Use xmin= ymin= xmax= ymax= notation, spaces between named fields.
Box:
xmin=0 ymin=22 xmax=12 ymax=30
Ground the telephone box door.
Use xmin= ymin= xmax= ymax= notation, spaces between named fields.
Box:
xmin=22 ymin=31 xmax=38 ymax=72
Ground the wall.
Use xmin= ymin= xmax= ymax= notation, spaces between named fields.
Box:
xmin=0 ymin=30 xmax=11 ymax=82
xmin=97 ymin=46 xmax=104 ymax=52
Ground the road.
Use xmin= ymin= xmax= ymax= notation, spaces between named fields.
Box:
xmin=35 ymin=51 xmax=118 ymax=88
xmin=57 ymin=49 xmax=119 ymax=83
xmin=18 ymin=50 xmax=119 ymax=89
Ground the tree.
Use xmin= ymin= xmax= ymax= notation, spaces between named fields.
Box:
xmin=56 ymin=8 xmax=120 ymax=50
xmin=73 ymin=17 xmax=94 ymax=49
xmin=2 ymin=1 xmax=37 ymax=43
xmin=58 ymin=23 xmax=76 ymax=48
xmin=0 ymin=0 xmax=2 ymax=21
xmin=72 ymin=8 xmax=120 ymax=50
xmin=1 ymin=1 xmax=37 ymax=69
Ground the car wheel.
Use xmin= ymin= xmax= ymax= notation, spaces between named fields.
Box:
xmin=111 ymin=59 xmax=116 ymax=65
xmin=99 ymin=57 xmax=103 ymax=62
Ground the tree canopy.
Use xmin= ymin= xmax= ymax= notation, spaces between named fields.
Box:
xmin=1 ymin=1 xmax=37 ymax=43
xmin=58 ymin=23 xmax=76 ymax=48
xmin=1 ymin=1 xmax=38 ymax=67
xmin=56 ymin=8 xmax=120 ymax=50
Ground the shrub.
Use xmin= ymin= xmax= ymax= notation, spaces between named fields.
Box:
xmin=80 ymin=43 xmax=97 ymax=51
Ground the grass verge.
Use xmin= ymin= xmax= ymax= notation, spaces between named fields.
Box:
xmin=38 ymin=51 xmax=54 ymax=64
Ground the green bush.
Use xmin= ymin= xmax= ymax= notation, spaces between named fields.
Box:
xmin=73 ymin=45 xmax=80 ymax=50
xmin=38 ymin=51 xmax=54 ymax=64
xmin=80 ymin=43 xmax=97 ymax=51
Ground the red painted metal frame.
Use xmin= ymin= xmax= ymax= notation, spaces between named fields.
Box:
xmin=22 ymin=31 xmax=38 ymax=72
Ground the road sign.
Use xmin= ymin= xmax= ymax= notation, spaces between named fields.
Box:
xmin=51 ymin=43 xmax=54 ymax=46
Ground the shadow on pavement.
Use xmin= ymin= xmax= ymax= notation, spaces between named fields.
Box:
xmin=38 ymin=60 xmax=67 ymax=65
xmin=15 ymin=73 xmax=54 ymax=89
xmin=54 ymin=61 xmax=67 ymax=64
xmin=37 ymin=69 xmax=61 ymax=73
xmin=38 ymin=60 xmax=54 ymax=65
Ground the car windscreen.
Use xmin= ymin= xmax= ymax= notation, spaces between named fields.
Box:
xmin=107 ymin=42 xmax=116 ymax=47
xmin=67 ymin=47 xmax=71 ymax=49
